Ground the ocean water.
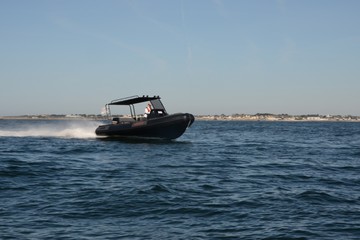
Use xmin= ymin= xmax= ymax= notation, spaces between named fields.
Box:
xmin=0 ymin=119 xmax=360 ymax=239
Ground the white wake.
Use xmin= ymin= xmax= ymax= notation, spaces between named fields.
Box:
xmin=0 ymin=121 xmax=102 ymax=139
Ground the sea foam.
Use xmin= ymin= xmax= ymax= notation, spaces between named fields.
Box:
xmin=0 ymin=120 xmax=102 ymax=139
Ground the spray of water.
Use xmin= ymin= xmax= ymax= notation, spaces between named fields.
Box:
xmin=0 ymin=121 xmax=103 ymax=139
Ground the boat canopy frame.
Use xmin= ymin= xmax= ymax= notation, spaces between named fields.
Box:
xmin=103 ymin=95 xmax=167 ymax=120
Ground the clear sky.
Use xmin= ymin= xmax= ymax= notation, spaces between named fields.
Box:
xmin=1 ymin=0 xmax=359 ymax=116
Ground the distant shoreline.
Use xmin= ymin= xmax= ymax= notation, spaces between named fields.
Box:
xmin=1 ymin=114 xmax=360 ymax=122
xmin=196 ymin=114 xmax=360 ymax=122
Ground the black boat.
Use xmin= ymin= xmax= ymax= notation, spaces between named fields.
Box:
xmin=95 ymin=95 xmax=195 ymax=140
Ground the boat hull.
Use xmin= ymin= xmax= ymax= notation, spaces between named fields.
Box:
xmin=95 ymin=113 xmax=194 ymax=140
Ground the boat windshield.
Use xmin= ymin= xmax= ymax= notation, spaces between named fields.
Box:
xmin=150 ymin=99 xmax=166 ymax=111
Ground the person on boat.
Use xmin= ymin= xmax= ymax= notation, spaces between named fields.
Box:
xmin=144 ymin=103 xmax=152 ymax=117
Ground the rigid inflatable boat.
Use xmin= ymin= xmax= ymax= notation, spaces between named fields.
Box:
xmin=95 ymin=95 xmax=194 ymax=140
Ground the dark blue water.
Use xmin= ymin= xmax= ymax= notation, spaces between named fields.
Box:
xmin=1 ymin=119 xmax=360 ymax=239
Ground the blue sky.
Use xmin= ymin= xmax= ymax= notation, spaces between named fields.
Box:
xmin=1 ymin=0 xmax=359 ymax=116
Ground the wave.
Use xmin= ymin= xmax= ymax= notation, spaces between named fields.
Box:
xmin=0 ymin=121 xmax=101 ymax=139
